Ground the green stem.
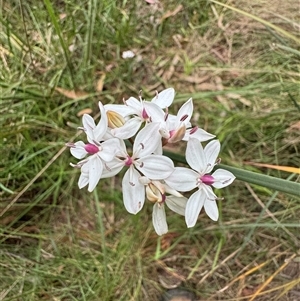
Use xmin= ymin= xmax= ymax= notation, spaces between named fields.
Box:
xmin=218 ymin=164 xmax=299 ymax=197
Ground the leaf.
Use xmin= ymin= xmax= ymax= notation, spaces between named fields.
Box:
xmin=76 ymin=108 xmax=93 ymax=117
xmin=55 ymin=87 xmax=89 ymax=99
xmin=95 ymin=73 xmax=106 ymax=92
xmin=160 ymin=5 xmax=183 ymax=23
xmin=244 ymin=161 xmax=300 ymax=174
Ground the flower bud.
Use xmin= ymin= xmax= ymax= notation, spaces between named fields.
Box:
xmin=146 ymin=183 xmax=165 ymax=203
xmin=168 ymin=124 xmax=186 ymax=143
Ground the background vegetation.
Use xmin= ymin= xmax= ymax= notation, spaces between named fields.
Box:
xmin=0 ymin=0 xmax=299 ymax=300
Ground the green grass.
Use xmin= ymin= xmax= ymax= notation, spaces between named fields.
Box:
xmin=1 ymin=0 xmax=300 ymax=300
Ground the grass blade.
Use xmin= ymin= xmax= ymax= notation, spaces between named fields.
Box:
xmin=210 ymin=0 xmax=300 ymax=45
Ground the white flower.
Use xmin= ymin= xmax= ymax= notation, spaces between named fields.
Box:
xmin=104 ymin=122 xmax=175 ymax=214
xmin=145 ymin=97 xmax=215 ymax=144
xmin=165 ymin=139 xmax=235 ymax=228
xmin=67 ymin=102 xmax=121 ymax=192
xmin=142 ymin=178 xmax=187 ymax=236
xmin=104 ymin=88 xmax=175 ymax=139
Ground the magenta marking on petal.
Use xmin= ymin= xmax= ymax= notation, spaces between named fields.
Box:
xmin=200 ymin=174 xmax=215 ymax=185
xmin=84 ymin=143 xmax=99 ymax=154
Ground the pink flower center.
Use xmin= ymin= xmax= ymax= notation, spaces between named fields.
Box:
xmin=200 ymin=174 xmax=215 ymax=185
xmin=84 ymin=143 xmax=99 ymax=154
xmin=125 ymin=156 xmax=133 ymax=166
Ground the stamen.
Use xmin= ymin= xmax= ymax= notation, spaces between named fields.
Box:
xmin=104 ymin=163 xmax=111 ymax=172
xmin=129 ymin=181 xmax=135 ymax=186
xmin=189 ymin=126 xmax=198 ymax=135
xmin=70 ymin=163 xmax=81 ymax=169
xmin=164 ymin=108 xmax=169 ymax=121
xmin=180 ymin=114 xmax=188 ymax=122
xmin=92 ymin=139 xmax=101 ymax=146
xmin=222 ymin=178 xmax=232 ymax=185
xmin=65 ymin=142 xmax=75 ymax=148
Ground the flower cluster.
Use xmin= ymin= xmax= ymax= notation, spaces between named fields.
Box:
xmin=67 ymin=88 xmax=235 ymax=235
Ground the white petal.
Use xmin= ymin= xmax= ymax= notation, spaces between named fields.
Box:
xmin=165 ymin=196 xmax=187 ymax=216
xmin=104 ymin=103 xmax=136 ymax=117
xmin=136 ymin=155 xmax=174 ymax=180
xmin=87 ymin=156 xmax=103 ymax=192
xmin=78 ymin=173 xmax=89 ymax=189
xmin=153 ymin=139 xmax=163 ymax=155
xmin=175 ymin=98 xmax=193 ymax=125
xmin=126 ymin=97 xmax=142 ymax=113
xmin=164 ymin=185 xmax=183 ymax=197
xmin=204 ymin=140 xmax=220 ymax=173
xmin=81 ymin=160 xmax=90 ymax=174
xmin=99 ymin=138 xmax=122 ymax=162
xmin=82 ymin=114 xmax=96 ymax=142
xmin=164 ymin=167 xmax=198 ymax=192
xmin=185 ymin=189 xmax=206 ymax=228
xmin=111 ymin=117 xmax=141 ymax=139
xmin=185 ymin=127 xmax=215 ymax=142
xmin=186 ymin=138 xmax=206 ymax=173
xmin=204 ymin=199 xmax=219 ymax=221
xmin=93 ymin=102 xmax=108 ymax=141
xmin=70 ymin=141 xmax=87 ymax=159
xmin=101 ymin=164 xmax=123 ymax=178
xmin=203 ymin=185 xmax=217 ymax=200
xmin=133 ymin=122 xmax=161 ymax=157
xmin=151 ymin=88 xmax=175 ymax=108
xmin=211 ymin=169 xmax=235 ymax=188
xmin=101 ymin=158 xmax=124 ymax=178
xmin=143 ymin=101 xmax=165 ymax=123
xmin=152 ymin=203 xmax=168 ymax=236
xmin=122 ymin=168 xmax=145 ymax=214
